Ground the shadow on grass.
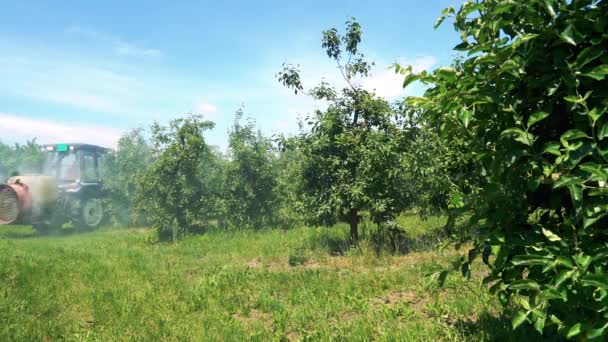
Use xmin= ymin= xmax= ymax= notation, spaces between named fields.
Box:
xmin=305 ymin=226 xmax=353 ymax=255
xmin=454 ymin=311 xmax=562 ymax=342
xmin=0 ymin=225 xmax=105 ymax=239
xmin=0 ymin=225 xmax=37 ymax=239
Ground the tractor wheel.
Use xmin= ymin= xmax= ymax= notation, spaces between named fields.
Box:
xmin=75 ymin=198 xmax=104 ymax=230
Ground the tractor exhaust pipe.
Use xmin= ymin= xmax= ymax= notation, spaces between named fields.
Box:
xmin=0 ymin=183 xmax=32 ymax=225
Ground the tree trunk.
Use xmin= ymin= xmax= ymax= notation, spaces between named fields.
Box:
xmin=349 ymin=208 xmax=359 ymax=242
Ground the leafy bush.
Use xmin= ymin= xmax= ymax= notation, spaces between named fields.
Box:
xmin=224 ymin=110 xmax=279 ymax=229
xmin=407 ymin=0 xmax=608 ymax=338
xmin=134 ymin=115 xmax=219 ymax=241
xmin=288 ymin=246 xmax=310 ymax=267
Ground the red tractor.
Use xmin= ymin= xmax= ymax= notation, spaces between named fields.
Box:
xmin=0 ymin=143 xmax=108 ymax=233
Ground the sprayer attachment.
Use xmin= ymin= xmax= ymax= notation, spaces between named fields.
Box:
xmin=0 ymin=184 xmax=20 ymax=224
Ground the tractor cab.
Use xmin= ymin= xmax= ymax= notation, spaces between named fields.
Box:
xmin=42 ymin=143 xmax=107 ymax=188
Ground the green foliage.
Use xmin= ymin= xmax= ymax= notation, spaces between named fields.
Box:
xmin=409 ymin=0 xmax=608 ymax=338
xmin=287 ymin=246 xmax=310 ymax=266
xmin=224 ymin=109 xmax=279 ymax=229
xmin=277 ymin=19 xmax=412 ymax=241
xmin=101 ymin=129 xmax=152 ymax=226
xmin=134 ymin=115 xmax=218 ymax=241
xmin=0 ymin=139 xmax=45 ymax=179
xmin=273 ymin=136 xmax=306 ymax=228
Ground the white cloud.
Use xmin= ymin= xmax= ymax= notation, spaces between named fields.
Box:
xmin=114 ymin=42 xmax=162 ymax=58
xmin=66 ymin=26 xmax=162 ymax=58
xmin=194 ymin=101 xmax=218 ymax=120
xmin=363 ymin=56 xmax=437 ymax=99
xmin=0 ymin=113 xmax=124 ymax=148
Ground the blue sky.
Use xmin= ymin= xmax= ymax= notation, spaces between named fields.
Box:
xmin=0 ymin=0 xmax=461 ymax=149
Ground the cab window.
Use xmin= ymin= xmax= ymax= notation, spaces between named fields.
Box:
xmin=82 ymin=151 xmax=99 ymax=183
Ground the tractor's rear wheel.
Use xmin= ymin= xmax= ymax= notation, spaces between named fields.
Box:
xmin=74 ymin=198 xmax=104 ymax=230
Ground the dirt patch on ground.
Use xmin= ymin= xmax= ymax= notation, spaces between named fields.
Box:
xmin=326 ymin=256 xmax=352 ymax=268
xmin=302 ymin=261 xmax=320 ymax=270
xmin=284 ymin=331 xmax=301 ymax=341
xmin=232 ymin=309 xmax=273 ymax=329
xmin=246 ymin=257 xmax=263 ymax=268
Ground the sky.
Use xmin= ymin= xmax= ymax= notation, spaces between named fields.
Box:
xmin=0 ymin=0 xmax=461 ymax=150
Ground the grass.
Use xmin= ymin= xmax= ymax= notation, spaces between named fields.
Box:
xmin=0 ymin=219 xmax=541 ymax=341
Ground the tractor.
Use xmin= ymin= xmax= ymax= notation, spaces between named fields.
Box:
xmin=0 ymin=143 xmax=108 ymax=233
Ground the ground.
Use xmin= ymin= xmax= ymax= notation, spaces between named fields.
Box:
xmin=0 ymin=218 xmax=541 ymax=341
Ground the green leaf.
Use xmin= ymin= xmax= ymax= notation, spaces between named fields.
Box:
xmin=434 ymin=6 xmax=454 ymax=29
xmin=587 ymin=323 xmax=608 ymax=339
xmin=560 ymin=129 xmax=589 ymax=146
xmin=458 ymin=110 xmax=472 ymax=128
xmin=543 ymin=0 xmax=556 ymax=18
xmin=556 ymin=270 xmax=575 ymax=287
xmin=510 ymin=279 xmax=541 ymax=291
xmin=512 ymin=311 xmax=529 ymax=330
xmin=564 ymin=95 xmax=583 ymax=104
xmin=582 ymin=274 xmax=608 ymax=290
xmin=542 ymin=228 xmax=561 ymax=242
xmin=559 ymin=25 xmax=576 ymax=46
xmin=512 ymin=255 xmax=551 ymax=266
xmin=580 ymin=162 xmax=608 ymax=180
xmin=599 ymin=122 xmax=608 ymax=140
xmin=402 ymin=73 xmax=421 ymax=88
xmin=453 ymin=42 xmax=469 ymax=51
xmin=587 ymin=107 xmax=603 ymax=123
xmin=556 ymin=256 xmax=574 ymax=269
xmin=568 ymin=184 xmax=583 ymax=203
xmin=534 ymin=314 xmax=547 ymax=334
xmin=574 ymin=254 xmax=592 ymax=270
xmin=543 ymin=142 xmax=561 ymax=156
xmin=435 ymin=67 xmax=457 ymax=82
xmin=494 ymin=2 xmax=516 ymax=14
xmin=527 ymin=111 xmax=549 ymax=128
xmin=519 ymin=297 xmax=531 ymax=310
xmin=501 ymin=127 xmax=535 ymax=146
xmin=539 ymin=288 xmax=567 ymax=301
xmin=575 ymin=46 xmax=604 ymax=69
xmin=553 ymin=175 xmax=582 ymax=189
xmin=582 ymin=64 xmax=608 ymax=80
xmin=567 ymin=323 xmax=582 ymax=338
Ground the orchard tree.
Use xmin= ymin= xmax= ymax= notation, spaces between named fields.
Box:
xmin=406 ymin=0 xmax=608 ymax=338
xmin=278 ymin=19 xmax=410 ymax=241
xmin=0 ymin=139 xmax=44 ymax=179
xmin=135 ymin=114 xmax=216 ymax=241
xmin=101 ymin=129 xmax=152 ymax=226
xmin=224 ymin=109 xmax=278 ymax=228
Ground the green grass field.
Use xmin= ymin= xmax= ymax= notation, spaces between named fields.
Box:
xmin=0 ymin=217 xmax=540 ymax=341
